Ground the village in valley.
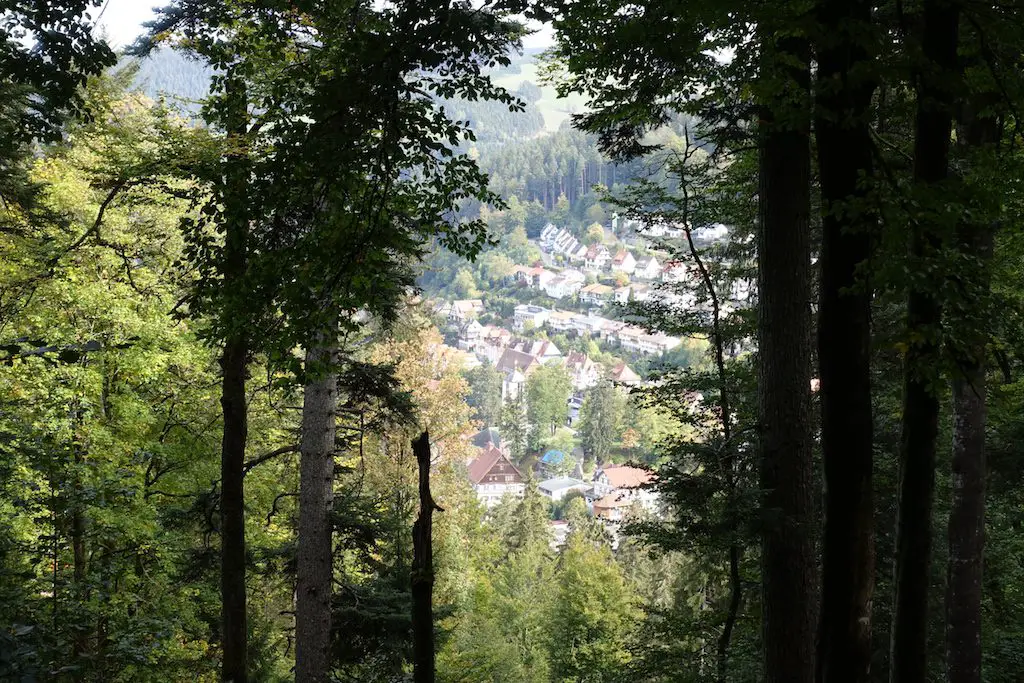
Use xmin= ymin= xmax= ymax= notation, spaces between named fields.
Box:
xmin=427 ymin=216 xmax=740 ymax=546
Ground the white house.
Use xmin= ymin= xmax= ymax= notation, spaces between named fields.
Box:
xmin=497 ymin=347 xmax=542 ymax=401
xmin=539 ymin=223 xmax=560 ymax=249
xmin=618 ymin=326 xmax=681 ymax=355
xmin=564 ymin=352 xmax=601 ymax=391
xmin=538 ymin=477 xmax=591 ymax=502
xmin=544 ymin=275 xmax=583 ymax=300
xmin=508 ymin=338 xmax=562 ymax=364
xmin=613 ymin=285 xmax=631 ymax=304
xmin=610 ymin=250 xmax=637 ymax=275
xmin=457 ymin=319 xmax=483 ymax=351
xmin=583 ymin=244 xmax=612 ymax=271
xmin=608 ymin=362 xmax=642 ymax=385
xmin=579 ymin=283 xmax=614 ymax=307
xmin=468 ymin=443 xmax=525 ymax=508
xmin=570 ymin=314 xmax=606 ymax=337
xmin=438 ymin=299 xmax=484 ymax=323
xmin=513 ymin=304 xmax=550 ymax=331
xmin=591 ymin=464 xmax=659 ymax=522
xmin=630 ymin=283 xmax=652 ymax=301
xmin=634 ymin=255 xmax=660 ymax=280
xmin=545 ymin=310 xmax=576 ymax=333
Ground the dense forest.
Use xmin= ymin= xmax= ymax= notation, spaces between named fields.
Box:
xmin=2 ymin=1 xmax=1024 ymax=683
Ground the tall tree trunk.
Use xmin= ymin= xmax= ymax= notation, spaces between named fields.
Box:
xmin=891 ymin=3 xmax=959 ymax=681
xmin=945 ymin=103 xmax=999 ymax=683
xmin=813 ymin=1 xmax=878 ymax=679
xmin=220 ymin=72 xmax=250 ymax=683
xmin=412 ymin=432 xmax=442 ymax=683
xmin=295 ymin=338 xmax=338 ymax=683
xmin=757 ymin=34 xmax=816 ymax=683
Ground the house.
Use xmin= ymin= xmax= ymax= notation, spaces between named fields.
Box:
xmin=570 ymin=314 xmax=606 ymax=337
xmin=608 ymin=362 xmax=642 ymax=385
xmin=508 ymin=338 xmax=562 ymax=364
xmin=468 ymin=442 xmax=525 ymax=508
xmin=457 ymin=319 xmax=484 ymax=351
xmin=544 ymin=269 xmax=585 ymax=299
xmin=539 ymin=450 xmax=572 ymax=476
xmin=583 ymin=244 xmax=612 ymax=271
xmin=598 ymin=320 xmax=627 ymax=341
xmin=569 ymin=244 xmax=589 ymax=263
xmin=613 ymin=285 xmax=631 ymax=304
xmin=564 ymin=352 xmax=601 ymax=391
xmin=538 ymin=477 xmax=591 ymax=502
xmin=630 ymin=283 xmax=652 ymax=302
xmin=438 ymin=299 xmax=484 ymax=323
xmin=610 ymin=250 xmax=637 ymax=275
xmin=497 ymin=347 xmax=543 ymax=400
xmin=471 ymin=426 xmax=502 ymax=449
xmin=634 ymin=255 xmax=660 ymax=280
xmin=661 ymin=260 xmax=689 ymax=284
xmin=552 ymin=229 xmax=582 ymax=257
xmin=527 ymin=266 xmax=556 ymax=289
xmin=545 ymin=310 xmax=576 ymax=334
xmin=539 ymin=223 xmax=560 ymax=248
xmin=475 ymin=325 xmax=513 ymax=364
xmin=544 ymin=275 xmax=584 ymax=300
xmin=579 ymin=283 xmax=614 ymax=307
xmin=591 ymin=464 xmax=659 ymax=521
xmin=616 ymin=325 xmax=681 ymax=355
xmin=513 ymin=304 xmax=550 ymax=331
xmin=549 ymin=520 xmax=571 ymax=550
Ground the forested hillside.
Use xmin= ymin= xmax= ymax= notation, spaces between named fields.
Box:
xmin=3 ymin=2 xmax=1024 ymax=683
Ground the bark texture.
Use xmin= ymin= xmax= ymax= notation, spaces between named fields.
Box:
xmin=219 ymin=73 xmax=250 ymax=683
xmin=412 ymin=432 xmax=441 ymax=683
xmin=891 ymin=3 xmax=959 ymax=680
xmin=757 ymin=34 xmax=816 ymax=683
xmin=813 ymin=1 xmax=878 ymax=680
xmin=945 ymin=109 xmax=999 ymax=683
xmin=295 ymin=341 xmax=337 ymax=683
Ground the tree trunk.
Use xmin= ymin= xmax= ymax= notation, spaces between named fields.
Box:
xmin=945 ymin=104 xmax=999 ymax=683
xmin=757 ymin=34 xmax=816 ymax=683
xmin=813 ymin=0 xmax=878 ymax=679
xmin=295 ymin=339 xmax=338 ymax=683
xmin=412 ymin=432 xmax=442 ymax=683
xmin=891 ymin=3 xmax=959 ymax=681
xmin=220 ymin=72 xmax=250 ymax=683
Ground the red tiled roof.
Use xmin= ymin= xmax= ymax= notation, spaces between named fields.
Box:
xmin=467 ymin=444 xmax=521 ymax=484
xmin=593 ymin=492 xmax=630 ymax=509
xmin=468 ymin=443 xmax=503 ymax=484
xmin=600 ymin=464 xmax=653 ymax=489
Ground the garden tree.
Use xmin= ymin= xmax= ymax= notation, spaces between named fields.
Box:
xmin=547 ymin=531 xmax=639 ymax=682
xmin=466 ymin=362 xmax=505 ymax=427
xmin=525 ymin=362 xmax=572 ymax=446
xmin=584 ymin=222 xmax=605 ymax=245
xmin=452 ymin=268 xmax=481 ymax=299
xmin=578 ymin=382 xmax=625 ymax=465
xmin=502 ymin=393 xmax=529 ymax=462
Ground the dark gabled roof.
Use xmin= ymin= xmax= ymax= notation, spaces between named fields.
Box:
xmin=471 ymin=427 xmax=501 ymax=449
